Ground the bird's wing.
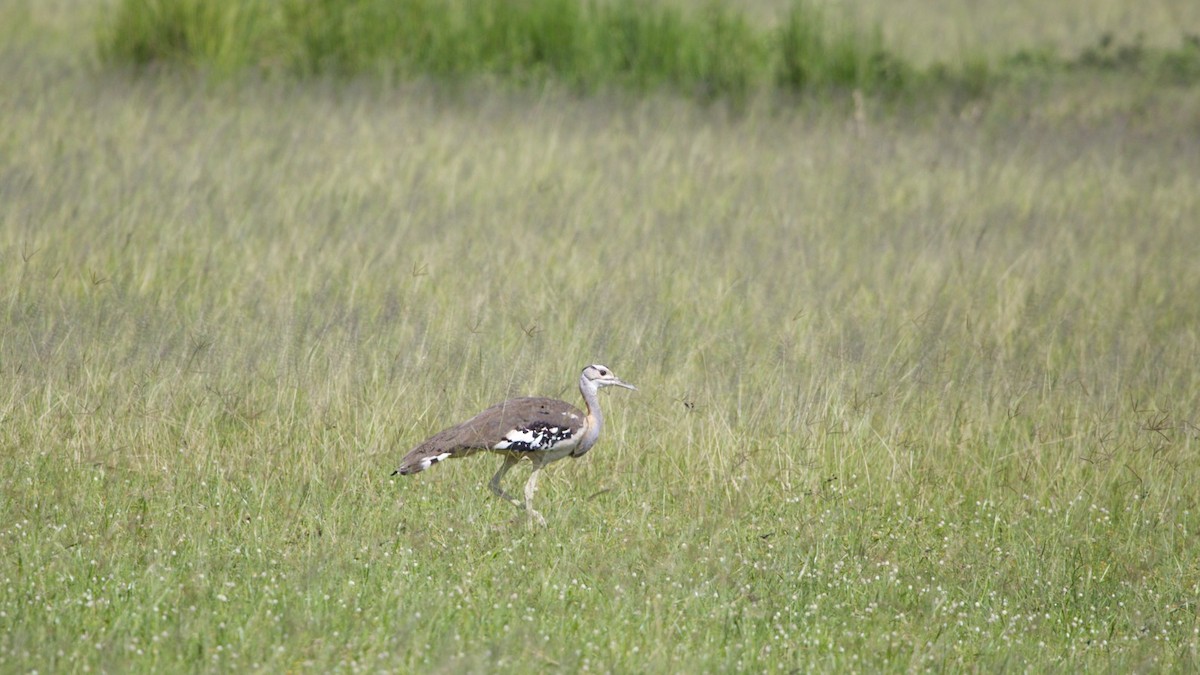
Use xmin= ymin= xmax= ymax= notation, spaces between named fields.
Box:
xmin=394 ymin=398 xmax=585 ymax=474
xmin=463 ymin=393 xmax=585 ymax=446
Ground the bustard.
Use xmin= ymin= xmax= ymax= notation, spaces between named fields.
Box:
xmin=393 ymin=364 xmax=636 ymax=524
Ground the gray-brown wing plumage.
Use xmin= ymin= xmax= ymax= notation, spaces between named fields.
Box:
xmin=393 ymin=397 xmax=584 ymax=475
xmin=392 ymin=364 xmax=636 ymax=525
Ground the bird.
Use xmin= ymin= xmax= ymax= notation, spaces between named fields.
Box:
xmin=392 ymin=364 xmax=636 ymax=524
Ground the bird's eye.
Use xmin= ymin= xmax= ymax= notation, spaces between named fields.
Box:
xmin=599 ymin=369 xmax=608 ymax=376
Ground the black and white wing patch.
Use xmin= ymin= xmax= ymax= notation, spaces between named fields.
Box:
xmin=493 ymin=422 xmax=578 ymax=452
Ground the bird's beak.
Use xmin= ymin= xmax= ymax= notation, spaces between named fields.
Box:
xmin=612 ymin=378 xmax=637 ymax=391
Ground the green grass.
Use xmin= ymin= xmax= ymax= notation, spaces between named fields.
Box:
xmin=96 ymin=0 xmax=774 ymax=97
xmin=94 ymin=0 xmax=1200 ymax=101
xmin=94 ymin=0 xmax=923 ymax=98
xmin=5 ymin=1 xmax=1200 ymax=672
xmin=775 ymin=0 xmax=910 ymax=93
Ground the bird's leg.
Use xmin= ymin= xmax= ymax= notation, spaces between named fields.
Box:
xmin=523 ymin=461 xmax=547 ymax=526
xmin=488 ymin=456 xmax=522 ymax=509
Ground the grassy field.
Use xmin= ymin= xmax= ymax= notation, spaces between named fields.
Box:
xmin=93 ymin=0 xmax=1200 ymax=101
xmin=3 ymin=1 xmax=1200 ymax=672
xmin=759 ymin=0 xmax=1200 ymax=64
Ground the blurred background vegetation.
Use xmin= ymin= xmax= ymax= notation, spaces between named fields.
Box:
xmin=91 ymin=0 xmax=1200 ymax=102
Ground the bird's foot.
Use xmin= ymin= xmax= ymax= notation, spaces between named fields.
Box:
xmin=526 ymin=509 xmax=547 ymax=526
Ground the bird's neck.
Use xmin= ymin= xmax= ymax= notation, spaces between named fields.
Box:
xmin=578 ymin=377 xmax=603 ymax=451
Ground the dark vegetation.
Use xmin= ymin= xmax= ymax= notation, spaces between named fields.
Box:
xmin=99 ymin=0 xmax=1200 ymax=101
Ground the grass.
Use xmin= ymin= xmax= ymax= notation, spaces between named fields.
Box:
xmin=4 ymin=1 xmax=1200 ymax=671
xmin=94 ymin=0 xmax=1200 ymax=102
xmin=94 ymin=0 xmax=923 ymax=98
xmin=96 ymin=0 xmax=780 ymax=98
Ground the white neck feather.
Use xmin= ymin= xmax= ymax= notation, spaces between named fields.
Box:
xmin=577 ymin=373 xmax=603 ymax=452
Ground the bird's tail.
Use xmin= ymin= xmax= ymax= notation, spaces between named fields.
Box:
xmin=392 ymin=435 xmax=474 ymax=476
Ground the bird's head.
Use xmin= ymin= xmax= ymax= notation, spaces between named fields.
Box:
xmin=581 ymin=364 xmax=637 ymax=392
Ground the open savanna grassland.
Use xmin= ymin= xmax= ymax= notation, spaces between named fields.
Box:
xmin=738 ymin=0 xmax=1200 ymax=62
xmin=3 ymin=2 xmax=1200 ymax=672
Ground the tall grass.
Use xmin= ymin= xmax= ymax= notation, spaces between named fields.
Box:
xmin=775 ymin=0 xmax=910 ymax=92
xmin=98 ymin=0 xmax=914 ymax=98
xmin=6 ymin=1 xmax=1200 ymax=671
xmin=97 ymin=0 xmax=1200 ymax=101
